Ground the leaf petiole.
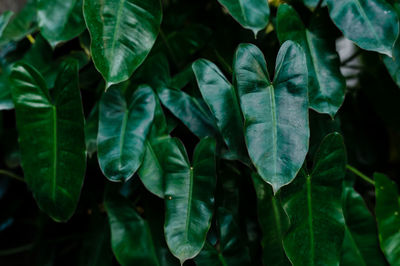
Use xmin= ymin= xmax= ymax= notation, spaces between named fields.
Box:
xmin=346 ymin=164 xmax=375 ymax=185
xmin=0 ymin=169 xmax=24 ymax=183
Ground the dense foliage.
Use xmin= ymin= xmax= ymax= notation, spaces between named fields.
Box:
xmin=0 ymin=0 xmax=400 ymax=265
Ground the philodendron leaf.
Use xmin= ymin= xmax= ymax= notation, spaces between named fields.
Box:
xmin=0 ymin=11 xmax=13 ymax=37
xmin=164 ymin=137 xmax=216 ymax=264
xmin=374 ymin=172 xmax=400 ymax=265
xmin=277 ymin=4 xmax=346 ymax=117
xmin=83 ymin=0 xmax=162 ymax=87
xmin=326 ymin=0 xmax=399 ymax=57
xmin=383 ymin=35 xmax=400 ymax=88
xmin=281 ymin=132 xmax=346 ymax=265
xmin=341 ymin=184 xmax=386 ymax=266
xmin=36 ymin=0 xmax=85 ymax=47
xmin=192 ymin=59 xmax=247 ymax=161
xmin=10 ymin=60 xmax=86 ymax=222
xmin=252 ymin=173 xmax=290 ymax=266
xmin=216 ymin=0 xmax=270 ymax=36
xmin=97 ymin=84 xmax=155 ymax=182
xmin=234 ymin=41 xmax=309 ymax=193
xmin=105 ymin=194 xmax=160 ymax=266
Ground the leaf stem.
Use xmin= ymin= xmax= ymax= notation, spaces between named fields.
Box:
xmin=159 ymin=29 xmax=179 ymax=67
xmin=0 ymin=169 xmax=24 ymax=182
xmin=346 ymin=165 xmax=375 ymax=185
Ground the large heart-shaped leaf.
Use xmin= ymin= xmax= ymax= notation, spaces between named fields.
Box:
xmin=192 ymin=59 xmax=247 ymax=161
xmin=252 ymin=173 xmax=290 ymax=266
xmin=10 ymin=60 xmax=86 ymax=222
xmin=326 ymin=0 xmax=399 ymax=57
xmin=36 ymin=0 xmax=85 ymax=47
xmin=164 ymin=137 xmax=216 ymax=264
xmin=83 ymin=0 xmax=162 ymax=87
xmin=281 ymin=132 xmax=346 ymax=265
xmin=341 ymin=183 xmax=386 ymax=266
xmin=216 ymin=0 xmax=270 ymax=36
xmin=374 ymin=172 xmax=400 ymax=265
xmin=97 ymin=84 xmax=156 ymax=181
xmin=234 ymin=41 xmax=309 ymax=193
xmin=277 ymin=4 xmax=346 ymax=117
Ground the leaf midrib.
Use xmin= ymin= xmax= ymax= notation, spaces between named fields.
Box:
xmin=51 ymin=105 xmax=57 ymax=199
xmin=306 ymin=175 xmax=315 ymax=265
xmin=118 ymin=110 xmax=129 ymax=170
xmin=267 ymin=84 xmax=278 ymax=181
xmin=110 ymin=0 xmax=126 ymax=59
xmin=184 ymin=166 xmax=194 ymax=243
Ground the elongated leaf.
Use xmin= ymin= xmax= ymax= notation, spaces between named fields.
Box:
xmin=341 ymin=184 xmax=386 ymax=266
xmin=0 ymin=11 xmax=13 ymax=37
xmin=105 ymin=194 xmax=160 ymax=266
xmin=164 ymin=137 xmax=216 ymax=264
xmin=374 ymin=172 xmax=400 ymax=265
xmin=281 ymin=132 xmax=346 ymax=265
xmin=277 ymin=4 xmax=345 ymax=117
xmin=193 ymin=59 xmax=247 ymax=161
xmin=0 ymin=56 xmax=14 ymax=110
xmin=10 ymin=60 xmax=86 ymax=222
xmin=97 ymin=85 xmax=155 ymax=181
xmin=234 ymin=41 xmax=309 ymax=192
xmin=326 ymin=0 xmax=399 ymax=56
xmin=37 ymin=0 xmax=85 ymax=47
xmin=216 ymin=0 xmax=270 ymax=36
xmin=83 ymin=0 xmax=162 ymax=87
xmin=252 ymin=173 xmax=290 ymax=266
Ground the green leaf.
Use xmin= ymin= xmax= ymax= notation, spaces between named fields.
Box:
xmin=281 ymin=132 xmax=346 ymax=265
xmin=0 ymin=55 xmax=14 ymax=110
xmin=326 ymin=0 xmax=399 ymax=57
xmin=277 ymin=4 xmax=346 ymax=117
xmin=216 ymin=0 xmax=270 ymax=36
xmin=383 ymin=36 xmax=400 ymax=88
xmin=192 ymin=59 xmax=247 ymax=161
xmin=85 ymin=103 xmax=99 ymax=158
xmin=97 ymin=84 xmax=156 ymax=181
xmin=105 ymin=194 xmax=160 ymax=266
xmin=36 ymin=0 xmax=85 ymax=47
xmin=0 ymin=11 xmax=14 ymax=38
xmin=252 ymin=173 xmax=290 ymax=266
xmin=374 ymin=172 xmax=400 ymax=265
xmin=10 ymin=60 xmax=86 ymax=222
xmin=234 ymin=41 xmax=309 ymax=193
xmin=164 ymin=137 xmax=216 ymax=264
xmin=83 ymin=0 xmax=162 ymax=87
xmin=302 ymin=0 xmax=326 ymax=8
xmin=341 ymin=184 xmax=387 ymax=266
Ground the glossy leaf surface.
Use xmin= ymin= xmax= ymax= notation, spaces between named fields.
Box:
xmin=97 ymin=85 xmax=155 ymax=181
xmin=83 ymin=0 xmax=162 ymax=87
xmin=277 ymin=4 xmax=345 ymax=117
xmin=164 ymin=137 xmax=216 ymax=264
xmin=375 ymin=172 xmax=400 ymax=265
xmin=216 ymin=0 xmax=270 ymax=36
xmin=36 ymin=0 xmax=85 ymax=47
xmin=10 ymin=61 xmax=86 ymax=222
xmin=326 ymin=0 xmax=399 ymax=56
xmin=341 ymin=184 xmax=386 ymax=266
xmin=234 ymin=41 xmax=309 ymax=192
xmin=192 ymin=59 xmax=247 ymax=161
xmin=281 ymin=133 xmax=346 ymax=266
xmin=383 ymin=37 xmax=400 ymax=88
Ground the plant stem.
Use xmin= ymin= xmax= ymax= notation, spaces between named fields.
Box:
xmin=0 ymin=243 xmax=34 ymax=256
xmin=346 ymin=165 xmax=375 ymax=185
xmin=0 ymin=169 xmax=24 ymax=182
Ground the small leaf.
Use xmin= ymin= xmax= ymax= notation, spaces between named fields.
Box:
xmin=36 ymin=0 xmax=85 ymax=47
xmin=83 ymin=0 xmax=162 ymax=87
xmin=10 ymin=60 xmax=86 ymax=222
xmin=281 ymin=132 xmax=346 ymax=265
xmin=326 ymin=0 xmax=399 ymax=56
xmin=217 ymin=0 xmax=270 ymax=36
xmin=97 ymin=84 xmax=156 ymax=181
xmin=164 ymin=137 xmax=216 ymax=264
xmin=234 ymin=41 xmax=309 ymax=192
xmin=374 ymin=172 xmax=400 ymax=265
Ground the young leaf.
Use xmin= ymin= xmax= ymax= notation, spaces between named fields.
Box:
xmin=341 ymin=184 xmax=386 ymax=266
xmin=281 ymin=132 xmax=346 ymax=265
xmin=326 ymin=0 xmax=399 ymax=57
xmin=277 ymin=4 xmax=346 ymax=117
xmin=234 ymin=41 xmax=309 ymax=193
xmin=216 ymin=0 xmax=270 ymax=36
xmin=192 ymin=59 xmax=247 ymax=161
xmin=36 ymin=0 xmax=85 ymax=47
xmin=83 ymin=0 xmax=162 ymax=87
xmin=164 ymin=137 xmax=216 ymax=264
xmin=252 ymin=173 xmax=291 ymax=266
xmin=10 ymin=60 xmax=86 ymax=222
xmin=97 ymin=84 xmax=156 ymax=181
xmin=374 ymin=172 xmax=400 ymax=265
